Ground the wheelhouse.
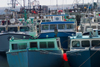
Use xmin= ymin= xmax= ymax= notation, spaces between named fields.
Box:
xmin=0 ymin=25 xmax=31 ymax=33
xmin=70 ymin=36 xmax=100 ymax=51
xmin=40 ymin=21 xmax=76 ymax=33
xmin=9 ymin=38 xmax=62 ymax=52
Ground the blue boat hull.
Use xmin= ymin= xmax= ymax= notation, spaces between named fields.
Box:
xmin=67 ymin=49 xmax=100 ymax=67
xmin=7 ymin=50 xmax=63 ymax=67
xmin=0 ymin=52 xmax=9 ymax=67
xmin=39 ymin=32 xmax=76 ymax=49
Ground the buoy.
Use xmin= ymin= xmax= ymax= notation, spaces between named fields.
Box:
xmin=63 ymin=53 xmax=68 ymax=61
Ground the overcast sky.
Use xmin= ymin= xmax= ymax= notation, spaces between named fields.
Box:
xmin=0 ymin=0 xmax=97 ymax=7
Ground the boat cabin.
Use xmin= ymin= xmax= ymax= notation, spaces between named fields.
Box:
xmin=0 ymin=25 xmax=30 ymax=33
xmin=9 ymin=37 xmax=62 ymax=52
xmin=40 ymin=21 xmax=76 ymax=33
xmin=69 ymin=29 xmax=100 ymax=51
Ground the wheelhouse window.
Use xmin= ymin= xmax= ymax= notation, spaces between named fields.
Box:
xmin=42 ymin=25 xmax=49 ymax=30
xmin=98 ymin=26 xmax=100 ymax=29
xmin=12 ymin=44 xmax=18 ymax=50
xmin=42 ymin=20 xmax=45 ymax=22
xmin=72 ymin=41 xmax=80 ymax=47
xmin=50 ymin=24 xmax=56 ymax=30
xmin=12 ymin=43 xmax=27 ymax=50
xmin=8 ymin=27 xmax=18 ymax=32
xmin=20 ymin=27 xmax=29 ymax=32
xmin=0 ymin=27 xmax=5 ymax=32
xmin=81 ymin=41 xmax=90 ymax=47
xmin=46 ymin=20 xmax=51 ymax=22
xmin=48 ymin=42 xmax=54 ymax=48
xmin=58 ymin=24 xmax=65 ymax=29
xmin=30 ymin=42 xmax=38 ymax=48
xmin=66 ymin=24 xmax=73 ymax=29
xmin=98 ymin=19 xmax=100 ymax=22
xmin=92 ymin=26 xmax=96 ymax=29
xmin=92 ymin=40 xmax=100 ymax=47
xmin=18 ymin=43 xmax=27 ymax=49
xmin=39 ymin=41 xmax=55 ymax=48
xmin=40 ymin=42 xmax=46 ymax=48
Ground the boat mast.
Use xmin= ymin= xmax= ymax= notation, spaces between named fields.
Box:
xmin=23 ymin=0 xmax=25 ymax=8
xmin=62 ymin=0 xmax=64 ymax=12
xmin=28 ymin=0 xmax=31 ymax=13
xmin=56 ymin=0 xmax=58 ymax=14
xmin=83 ymin=0 xmax=84 ymax=12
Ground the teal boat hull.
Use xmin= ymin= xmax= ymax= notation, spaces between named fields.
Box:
xmin=67 ymin=49 xmax=100 ymax=67
xmin=7 ymin=50 xmax=63 ymax=67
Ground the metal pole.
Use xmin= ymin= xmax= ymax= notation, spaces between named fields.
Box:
xmin=23 ymin=0 xmax=25 ymax=8
xmin=62 ymin=0 xmax=64 ymax=12
xmin=83 ymin=0 xmax=84 ymax=12
xmin=92 ymin=0 xmax=94 ymax=10
xmin=56 ymin=0 xmax=58 ymax=14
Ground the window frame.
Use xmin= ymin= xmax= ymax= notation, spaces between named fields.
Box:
xmin=81 ymin=40 xmax=90 ymax=47
xmin=58 ymin=24 xmax=65 ymax=30
xmin=66 ymin=24 xmax=74 ymax=29
xmin=30 ymin=42 xmax=38 ymax=49
xmin=91 ymin=40 xmax=100 ymax=47
xmin=41 ymin=24 xmax=49 ymax=30
xmin=39 ymin=41 xmax=55 ymax=49
xmin=11 ymin=42 xmax=28 ymax=50
xmin=72 ymin=40 xmax=80 ymax=47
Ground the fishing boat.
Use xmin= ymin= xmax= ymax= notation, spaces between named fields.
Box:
xmin=39 ymin=15 xmax=76 ymax=51
xmin=0 ymin=17 xmax=37 ymax=67
xmin=6 ymin=37 xmax=65 ymax=67
xmin=34 ymin=16 xmax=52 ymax=33
xmin=78 ymin=12 xmax=100 ymax=33
xmin=66 ymin=28 xmax=100 ymax=67
xmin=0 ymin=17 xmax=37 ymax=51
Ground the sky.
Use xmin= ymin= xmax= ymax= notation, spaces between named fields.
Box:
xmin=0 ymin=0 xmax=98 ymax=7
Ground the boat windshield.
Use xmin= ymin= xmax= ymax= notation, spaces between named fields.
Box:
xmin=42 ymin=25 xmax=49 ymax=30
xmin=8 ymin=27 xmax=18 ymax=32
xmin=0 ymin=27 xmax=5 ymax=32
xmin=92 ymin=40 xmax=100 ymax=47
xmin=81 ymin=41 xmax=90 ymax=47
xmin=98 ymin=26 xmax=100 ymax=29
xmin=66 ymin=24 xmax=74 ymax=29
xmin=50 ymin=24 xmax=55 ymax=30
xmin=12 ymin=43 xmax=27 ymax=50
xmin=42 ymin=20 xmax=45 ymax=22
xmin=58 ymin=24 xmax=65 ymax=29
xmin=92 ymin=26 xmax=96 ymax=29
xmin=72 ymin=41 xmax=80 ymax=47
xmin=40 ymin=41 xmax=54 ymax=48
xmin=20 ymin=26 xmax=29 ymax=32
xmin=46 ymin=20 xmax=51 ymax=22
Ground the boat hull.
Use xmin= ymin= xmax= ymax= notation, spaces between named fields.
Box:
xmin=7 ymin=50 xmax=63 ymax=67
xmin=39 ymin=32 xmax=76 ymax=50
xmin=0 ymin=52 xmax=9 ymax=67
xmin=67 ymin=49 xmax=100 ymax=67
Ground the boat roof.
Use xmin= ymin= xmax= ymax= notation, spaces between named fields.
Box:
xmin=70 ymin=35 xmax=100 ymax=40
xmin=41 ymin=21 xmax=75 ymax=24
xmin=10 ymin=37 xmax=58 ymax=43
xmin=46 ymin=14 xmax=69 ymax=16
